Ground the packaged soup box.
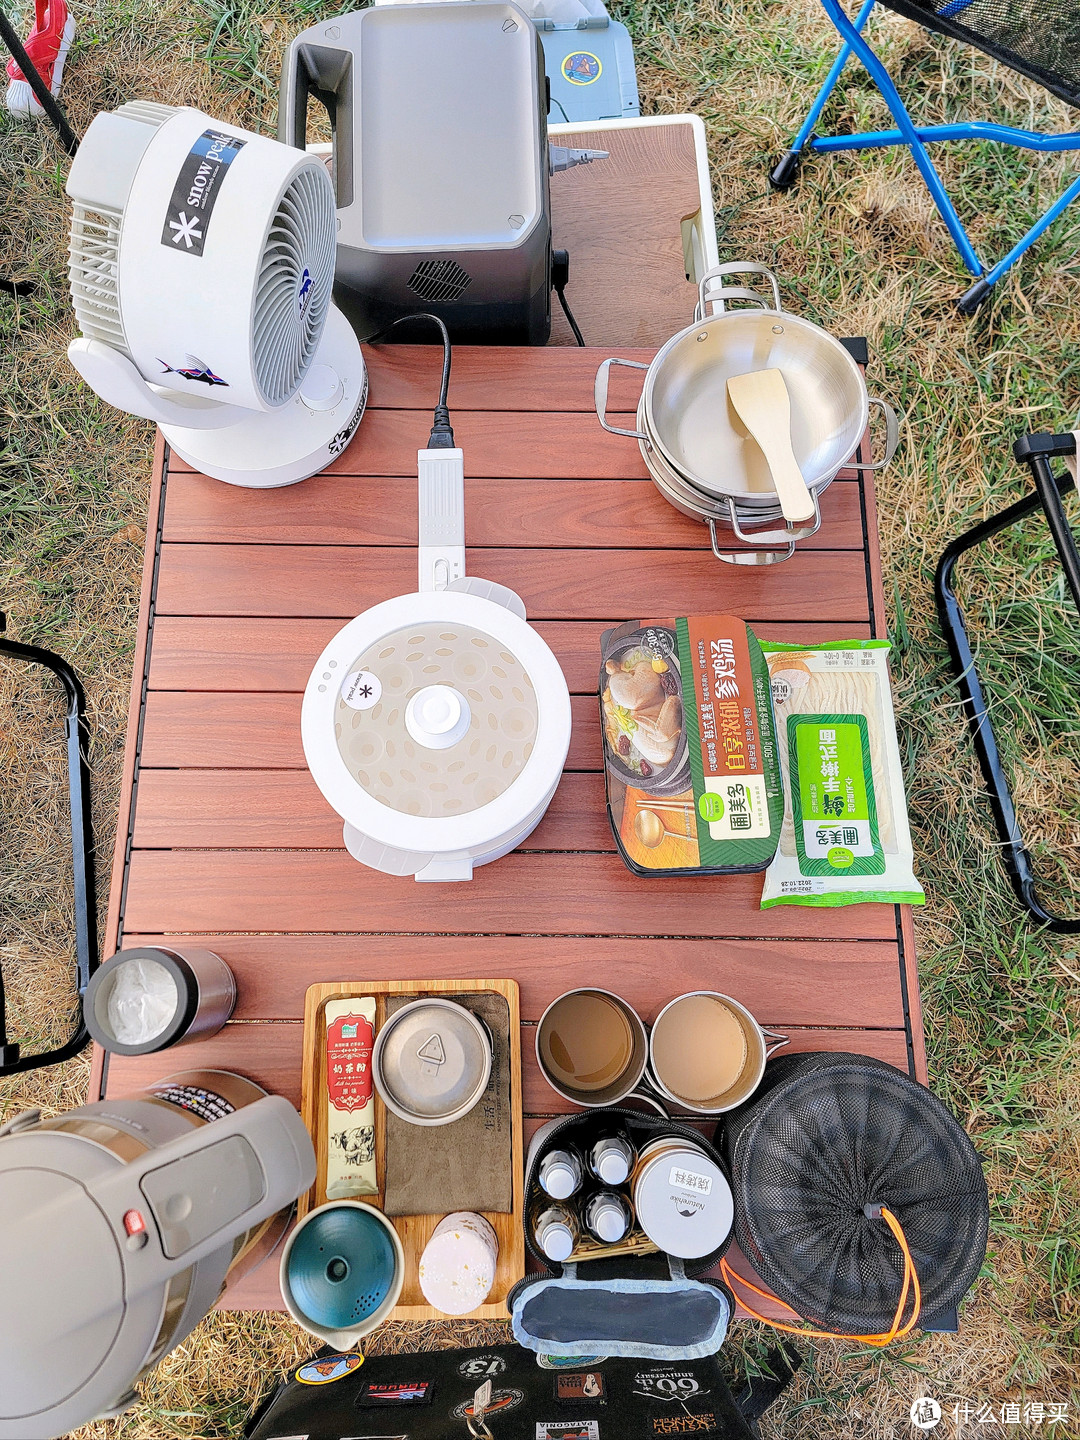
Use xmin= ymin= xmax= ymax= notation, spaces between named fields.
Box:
xmin=599 ymin=617 xmax=784 ymax=876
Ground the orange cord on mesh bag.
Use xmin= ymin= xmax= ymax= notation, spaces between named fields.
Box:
xmin=719 ymin=1205 xmax=921 ymax=1348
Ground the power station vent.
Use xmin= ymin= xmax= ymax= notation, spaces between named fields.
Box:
xmin=407 ymin=259 xmax=471 ymax=303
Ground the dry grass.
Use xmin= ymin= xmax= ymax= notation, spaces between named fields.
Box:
xmin=2 ymin=0 xmax=1079 ymax=1434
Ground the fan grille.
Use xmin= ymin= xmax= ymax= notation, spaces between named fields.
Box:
xmin=68 ymin=103 xmax=175 ymax=355
xmin=252 ymin=162 xmax=335 ymax=407
xmin=407 ymin=259 xmax=471 ymax=304
xmin=69 ymin=204 xmax=128 ymax=354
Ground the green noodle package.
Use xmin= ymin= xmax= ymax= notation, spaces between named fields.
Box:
xmin=759 ymin=639 xmax=924 ymax=908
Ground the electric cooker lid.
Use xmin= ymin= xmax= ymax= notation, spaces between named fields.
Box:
xmin=0 ymin=1153 xmax=126 ymax=1423
xmin=333 ymin=620 xmax=539 ymax=819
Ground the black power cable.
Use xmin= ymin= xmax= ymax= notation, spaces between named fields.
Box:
xmin=363 ymin=311 xmax=455 ymax=448
xmin=551 ymin=247 xmax=584 ymax=346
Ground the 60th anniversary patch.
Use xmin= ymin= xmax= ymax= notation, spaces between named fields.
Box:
xmin=161 ymin=129 xmax=246 ymax=256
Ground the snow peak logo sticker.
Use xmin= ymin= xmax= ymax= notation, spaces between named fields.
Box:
xmin=555 ymin=1373 xmax=606 ymax=1404
xmin=328 ymin=376 xmax=368 ymax=454
xmin=162 ymin=129 xmax=246 ymax=256
xmin=357 ymin=1380 xmax=433 ymax=1406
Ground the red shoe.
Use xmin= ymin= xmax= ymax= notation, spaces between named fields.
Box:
xmin=6 ymin=0 xmax=75 ymax=118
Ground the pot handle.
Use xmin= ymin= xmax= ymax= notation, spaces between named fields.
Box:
xmin=622 ymin=1088 xmax=672 ymax=1118
xmin=696 ymin=262 xmax=784 ymax=321
xmin=849 ymin=398 xmax=900 ymax=471
xmin=762 ymin=1026 xmax=790 ymax=1060
xmin=706 ymin=492 xmax=822 ymax=566
xmin=594 ymin=358 xmax=648 ymax=438
xmin=709 ymin=519 xmax=795 ymax=565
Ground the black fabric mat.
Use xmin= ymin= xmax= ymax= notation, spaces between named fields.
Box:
xmin=246 ymin=1340 xmax=801 ymax=1440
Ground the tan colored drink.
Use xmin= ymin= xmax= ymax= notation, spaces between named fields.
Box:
xmin=539 ymin=992 xmax=634 ymax=1092
xmin=650 ymin=993 xmax=747 ymax=1104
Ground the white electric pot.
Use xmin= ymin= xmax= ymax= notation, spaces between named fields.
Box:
xmin=301 ymin=448 xmax=572 ymax=881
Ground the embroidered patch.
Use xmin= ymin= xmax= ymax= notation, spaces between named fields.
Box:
xmin=652 ymin=1416 xmax=717 ymax=1434
xmin=632 ymin=1369 xmax=711 ymax=1404
xmin=357 ymin=1380 xmax=433 ymax=1407
xmin=295 ymin=1354 xmax=363 ymax=1385
xmin=555 ymin=1373 xmax=606 ymax=1404
xmin=537 ymin=1423 xmax=599 ymax=1440
xmin=457 ymin=1355 xmax=508 ymax=1379
xmin=450 ymin=1387 xmax=525 ymax=1421
xmin=536 ymin=1354 xmax=608 ymax=1371
xmin=561 ymin=51 xmax=601 ymax=85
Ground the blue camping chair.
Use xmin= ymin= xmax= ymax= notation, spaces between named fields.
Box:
xmin=771 ymin=0 xmax=1080 ymax=312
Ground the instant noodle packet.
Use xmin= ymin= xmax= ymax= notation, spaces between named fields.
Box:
xmin=759 ymin=638 xmax=924 ymax=908
xmin=599 ymin=616 xmax=783 ymax=875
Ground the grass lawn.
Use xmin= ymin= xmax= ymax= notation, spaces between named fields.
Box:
xmin=1 ymin=0 xmax=1078 ymax=1434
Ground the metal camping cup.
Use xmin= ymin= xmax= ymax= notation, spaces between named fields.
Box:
xmin=372 ymin=997 xmax=492 ymax=1126
xmin=535 ymin=988 xmax=665 ymax=1111
xmin=648 ymin=991 xmax=788 ymax=1114
xmin=595 ymin=262 xmax=899 ymax=565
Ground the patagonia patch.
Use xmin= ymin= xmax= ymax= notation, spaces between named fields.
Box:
xmin=537 ymin=1423 xmax=599 ymax=1440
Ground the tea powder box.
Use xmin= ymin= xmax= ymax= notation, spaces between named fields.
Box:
xmin=324 ymin=997 xmax=378 ymax=1198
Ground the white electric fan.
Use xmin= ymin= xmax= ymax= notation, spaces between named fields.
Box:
xmin=65 ymin=102 xmax=367 ymax=487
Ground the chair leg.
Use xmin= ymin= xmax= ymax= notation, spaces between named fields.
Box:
xmin=771 ymin=0 xmax=878 ymax=189
xmin=814 ymin=0 xmax=984 ymax=276
xmin=957 ymin=168 xmax=1080 ymax=313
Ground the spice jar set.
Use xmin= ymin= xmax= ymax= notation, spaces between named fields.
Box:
xmin=526 ymin=1116 xmax=734 ymax=1265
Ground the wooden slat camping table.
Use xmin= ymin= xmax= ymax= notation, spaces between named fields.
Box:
xmin=90 ymin=123 xmax=925 ymax=1319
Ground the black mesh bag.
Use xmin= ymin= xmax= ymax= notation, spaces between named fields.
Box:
xmin=722 ymin=1053 xmax=988 ymax=1334
xmin=879 ymin=0 xmax=1080 ymax=110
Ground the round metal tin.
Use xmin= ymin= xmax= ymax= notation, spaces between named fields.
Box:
xmin=373 ymin=998 xmax=492 ymax=1126
xmin=632 ymin=1138 xmax=734 ymax=1260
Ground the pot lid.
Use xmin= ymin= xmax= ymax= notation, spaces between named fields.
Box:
xmin=302 ymin=590 xmax=572 ymax=856
xmin=334 ymin=621 xmax=538 ymax=818
xmin=373 ymin=999 xmax=492 ymax=1125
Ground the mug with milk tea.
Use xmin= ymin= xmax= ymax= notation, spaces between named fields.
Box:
xmin=649 ymin=991 xmax=788 ymax=1114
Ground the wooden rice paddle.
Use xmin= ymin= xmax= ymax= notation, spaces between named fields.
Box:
xmin=726 ymin=368 xmax=816 ymax=524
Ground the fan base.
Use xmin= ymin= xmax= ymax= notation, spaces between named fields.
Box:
xmin=161 ymin=306 xmax=367 ymax=487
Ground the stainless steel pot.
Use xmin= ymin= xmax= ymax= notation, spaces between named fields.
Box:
xmin=596 ymin=262 xmax=899 ymax=565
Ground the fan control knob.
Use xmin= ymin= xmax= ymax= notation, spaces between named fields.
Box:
xmin=299 ymin=364 xmax=343 ymax=412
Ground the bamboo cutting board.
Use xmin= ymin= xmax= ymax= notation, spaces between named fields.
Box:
xmin=300 ymin=977 xmax=524 ymax=1321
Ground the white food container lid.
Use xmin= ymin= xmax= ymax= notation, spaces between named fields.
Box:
xmin=418 ymin=1212 xmax=498 ymax=1315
